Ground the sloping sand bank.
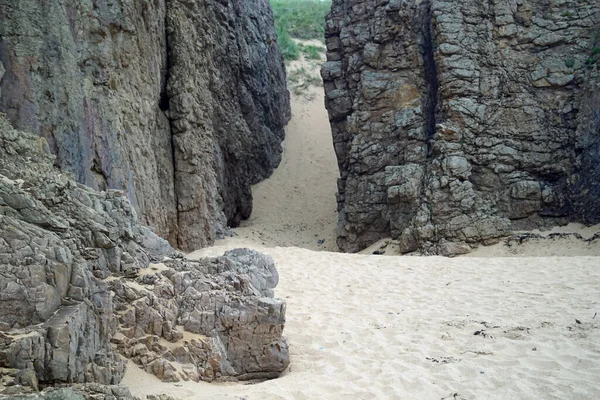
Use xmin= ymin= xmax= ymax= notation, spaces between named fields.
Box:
xmin=225 ymin=40 xmax=339 ymax=252
xmin=232 ymin=85 xmax=339 ymax=252
xmin=124 ymin=244 xmax=600 ymax=399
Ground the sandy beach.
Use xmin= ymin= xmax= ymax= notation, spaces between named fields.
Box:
xmin=123 ymin=45 xmax=600 ymax=399
xmin=2 ymin=3 xmax=599 ymax=400
xmin=125 ymin=244 xmax=600 ymax=399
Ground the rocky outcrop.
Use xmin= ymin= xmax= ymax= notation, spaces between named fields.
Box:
xmin=166 ymin=0 xmax=290 ymax=250
xmin=0 ymin=383 xmax=176 ymax=400
xmin=112 ymin=250 xmax=289 ymax=383
xmin=323 ymin=0 xmax=600 ymax=254
xmin=0 ymin=117 xmax=288 ymax=393
xmin=0 ymin=0 xmax=290 ymax=251
xmin=0 ymin=117 xmax=173 ymax=388
xmin=0 ymin=384 xmax=137 ymax=400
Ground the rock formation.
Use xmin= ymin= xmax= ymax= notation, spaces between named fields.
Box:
xmin=0 ymin=0 xmax=290 ymax=251
xmin=0 ymin=384 xmax=138 ymax=400
xmin=0 ymin=116 xmax=289 ymax=394
xmin=323 ymin=0 xmax=600 ymax=255
xmin=112 ymin=250 xmax=288 ymax=383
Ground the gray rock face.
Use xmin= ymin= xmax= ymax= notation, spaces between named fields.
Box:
xmin=113 ymin=249 xmax=289 ymax=382
xmin=0 ymin=384 xmax=136 ymax=400
xmin=323 ymin=0 xmax=600 ymax=255
xmin=0 ymin=117 xmax=172 ymax=386
xmin=0 ymin=117 xmax=288 ymax=392
xmin=0 ymin=0 xmax=290 ymax=251
xmin=166 ymin=0 xmax=290 ymax=250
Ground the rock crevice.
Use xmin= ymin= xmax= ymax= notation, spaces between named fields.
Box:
xmin=418 ymin=0 xmax=440 ymax=156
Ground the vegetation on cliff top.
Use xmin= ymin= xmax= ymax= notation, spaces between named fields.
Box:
xmin=271 ymin=0 xmax=331 ymax=60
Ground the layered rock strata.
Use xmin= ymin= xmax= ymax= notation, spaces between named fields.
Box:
xmin=0 ymin=0 xmax=290 ymax=251
xmin=0 ymin=117 xmax=288 ymax=394
xmin=323 ymin=0 xmax=600 ymax=254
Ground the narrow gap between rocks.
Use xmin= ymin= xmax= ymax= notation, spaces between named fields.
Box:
xmin=163 ymin=10 xmax=180 ymax=247
xmin=418 ymin=0 xmax=440 ymax=158
xmin=221 ymin=40 xmax=340 ymax=252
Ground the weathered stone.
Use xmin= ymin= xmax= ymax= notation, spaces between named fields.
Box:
xmin=323 ymin=0 xmax=600 ymax=255
xmin=145 ymin=359 xmax=179 ymax=383
xmin=0 ymin=384 xmax=137 ymax=400
xmin=15 ymin=369 xmax=39 ymax=392
xmin=111 ymin=249 xmax=289 ymax=383
xmin=0 ymin=118 xmax=288 ymax=390
xmin=0 ymin=126 xmax=140 ymax=381
xmin=0 ymin=0 xmax=290 ymax=252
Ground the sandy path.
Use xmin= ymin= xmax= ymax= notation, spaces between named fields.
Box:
xmin=233 ymin=81 xmax=339 ymax=251
xmin=125 ymin=245 xmax=600 ymax=399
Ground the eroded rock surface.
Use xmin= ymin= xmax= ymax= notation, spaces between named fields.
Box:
xmin=0 ymin=117 xmax=288 ymax=393
xmin=323 ymin=0 xmax=600 ymax=255
xmin=0 ymin=117 xmax=173 ymax=387
xmin=112 ymin=250 xmax=289 ymax=383
xmin=0 ymin=0 xmax=290 ymax=251
xmin=0 ymin=384 xmax=137 ymax=400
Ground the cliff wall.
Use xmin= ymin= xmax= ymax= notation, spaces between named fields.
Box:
xmin=0 ymin=115 xmax=289 ymax=391
xmin=323 ymin=0 xmax=600 ymax=254
xmin=0 ymin=0 xmax=290 ymax=251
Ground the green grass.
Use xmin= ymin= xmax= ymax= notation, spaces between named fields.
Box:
xmin=302 ymin=44 xmax=324 ymax=60
xmin=586 ymin=27 xmax=600 ymax=70
xmin=276 ymin=24 xmax=300 ymax=61
xmin=564 ymin=58 xmax=575 ymax=68
xmin=270 ymin=0 xmax=329 ymax=92
xmin=271 ymin=0 xmax=331 ymax=41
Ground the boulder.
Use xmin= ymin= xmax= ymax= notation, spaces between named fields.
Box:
xmin=111 ymin=249 xmax=289 ymax=382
